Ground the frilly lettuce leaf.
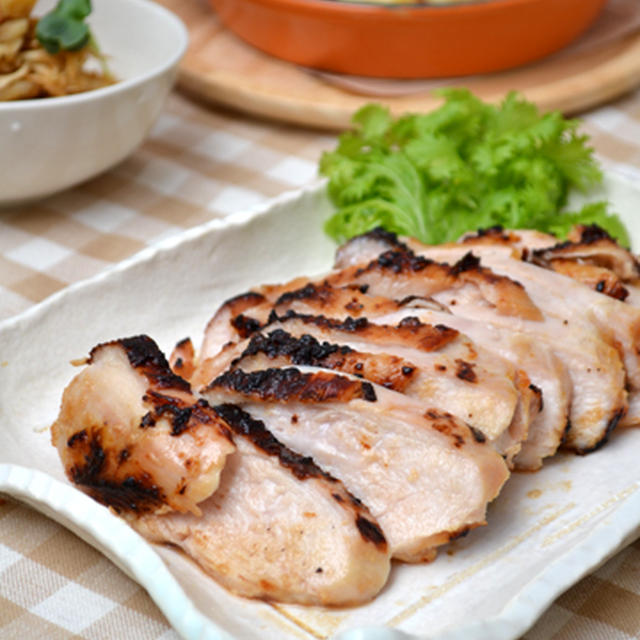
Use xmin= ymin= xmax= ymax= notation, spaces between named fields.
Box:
xmin=320 ymin=89 xmax=627 ymax=245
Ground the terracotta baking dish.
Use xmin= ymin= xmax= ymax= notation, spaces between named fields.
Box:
xmin=208 ymin=0 xmax=608 ymax=78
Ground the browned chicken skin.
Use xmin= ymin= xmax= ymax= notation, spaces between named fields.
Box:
xmin=51 ymin=336 xmax=236 ymax=516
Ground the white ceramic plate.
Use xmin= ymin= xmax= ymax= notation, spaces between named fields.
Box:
xmin=2 ymin=173 xmax=640 ymax=640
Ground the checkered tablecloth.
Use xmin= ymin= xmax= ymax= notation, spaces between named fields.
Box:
xmin=3 ymin=85 xmax=640 ymax=639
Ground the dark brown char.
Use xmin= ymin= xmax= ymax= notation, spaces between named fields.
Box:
xmin=209 ymin=367 xmax=377 ymax=404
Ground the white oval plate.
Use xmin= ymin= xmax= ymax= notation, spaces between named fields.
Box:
xmin=2 ymin=172 xmax=640 ymax=640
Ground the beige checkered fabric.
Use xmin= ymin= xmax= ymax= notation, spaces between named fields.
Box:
xmin=3 ymin=81 xmax=640 ymax=639
xmin=0 ymin=94 xmax=334 ymax=321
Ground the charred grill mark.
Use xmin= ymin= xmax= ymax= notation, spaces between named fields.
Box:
xmin=576 ymin=407 xmax=626 ymax=455
xmin=170 ymin=337 xmax=195 ymax=378
xmin=469 ymin=427 xmax=487 ymax=444
xmin=210 ymin=367 xmax=377 ymax=404
xmin=69 ymin=431 xmax=165 ymax=513
xmin=215 ymin=292 xmax=268 ymax=341
xmin=461 ymin=226 xmax=509 ymax=242
xmin=163 ymin=406 xmax=192 ymax=436
xmin=396 ymin=294 xmax=430 ymax=307
xmin=139 ymin=411 xmax=156 ymax=429
xmin=560 ymin=419 xmax=572 ymax=446
xmin=143 ymin=392 xmax=194 ymax=435
xmin=355 ymin=516 xmax=387 ymax=549
xmin=455 ymin=359 xmax=477 ymax=383
xmin=357 ymin=227 xmax=411 ymax=253
xmin=529 ymin=383 xmax=543 ymax=411
xmin=213 ymin=403 xmax=387 ymax=549
xmin=225 ymin=290 xmax=266 ymax=307
xmin=275 ymin=282 xmax=334 ymax=308
xmin=272 ymin=311 xmax=459 ymax=353
xmin=235 ymin=329 xmax=416 ymax=393
xmin=450 ymin=252 xmax=481 ymax=275
xmin=67 ymin=429 xmax=87 ymax=448
xmin=345 ymin=283 xmax=370 ymax=294
xmin=231 ymin=314 xmax=263 ymax=339
xmin=141 ymin=391 xmax=232 ymax=441
xmin=574 ymin=224 xmax=612 ymax=245
xmin=276 ymin=310 xmax=370 ymax=333
xmin=213 ymin=403 xmax=333 ymax=481
xmin=425 ymin=409 xmax=465 ymax=448
xmin=398 ymin=318 xmax=460 ymax=350
xmin=361 ymin=382 xmax=377 ymax=402
xmin=533 ymin=225 xmax=640 ymax=285
xmin=373 ymin=250 xmax=433 ymax=274
xmin=235 ymin=329 xmax=352 ymax=368
xmin=397 ymin=316 xmax=420 ymax=329
xmin=90 ymin=336 xmax=190 ymax=393
xmin=70 ymin=434 xmax=105 ymax=484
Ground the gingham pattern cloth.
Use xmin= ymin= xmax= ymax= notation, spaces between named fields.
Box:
xmin=3 ymin=87 xmax=640 ymax=639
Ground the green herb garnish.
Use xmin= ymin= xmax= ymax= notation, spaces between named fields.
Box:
xmin=36 ymin=0 xmax=92 ymax=54
xmin=321 ymin=89 xmax=629 ymax=246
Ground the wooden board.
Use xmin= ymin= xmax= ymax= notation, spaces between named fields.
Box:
xmin=158 ymin=0 xmax=640 ymax=130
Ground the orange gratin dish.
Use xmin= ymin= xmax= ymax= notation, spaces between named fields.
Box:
xmin=208 ymin=0 xmax=608 ymax=78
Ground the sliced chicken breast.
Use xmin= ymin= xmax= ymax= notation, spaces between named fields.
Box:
xmin=132 ymin=403 xmax=391 ymax=606
xmin=199 ymin=366 xmax=510 ymax=562
xmin=51 ymin=335 xmax=236 ymax=516
xmin=200 ymin=316 xmax=534 ymax=466
xmin=414 ymin=244 xmax=640 ymax=404
xmin=374 ymin=308 xmax=570 ymax=471
xmin=326 ymin=245 xmax=627 ymax=453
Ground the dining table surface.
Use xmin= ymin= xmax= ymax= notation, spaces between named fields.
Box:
xmin=4 ymin=9 xmax=640 ymax=640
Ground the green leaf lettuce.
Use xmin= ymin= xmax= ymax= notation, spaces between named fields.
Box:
xmin=320 ymin=90 xmax=628 ymax=246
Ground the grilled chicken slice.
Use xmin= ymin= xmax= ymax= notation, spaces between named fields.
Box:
xmin=200 ymin=291 xmax=269 ymax=364
xmin=196 ymin=318 xmax=532 ymax=466
xmin=249 ymin=280 xmax=564 ymax=470
xmin=414 ymin=245 xmax=640 ymax=395
xmin=50 ymin=336 xmax=236 ymax=516
xmin=329 ymin=249 xmax=544 ymax=322
xmin=327 ymin=244 xmax=627 ymax=453
xmin=132 ymin=403 xmax=391 ymax=606
xmin=267 ymin=290 xmax=563 ymax=470
xmin=334 ymin=227 xmax=415 ymax=268
xmin=336 ymin=224 xmax=640 ymax=301
xmin=374 ymin=309 xmax=569 ymax=471
xmin=199 ymin=366 xmax=510 ymax=562
xmin=530 ymin=225 xmax=640 ymax=288
xmin=422 ymin=228 xmax=640 ymax=395
xmin=199 ymin=232 xmax=541 ymax=361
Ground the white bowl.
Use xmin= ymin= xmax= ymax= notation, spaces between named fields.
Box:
xmin=0 ymin=0 xmax=188 ymax=206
